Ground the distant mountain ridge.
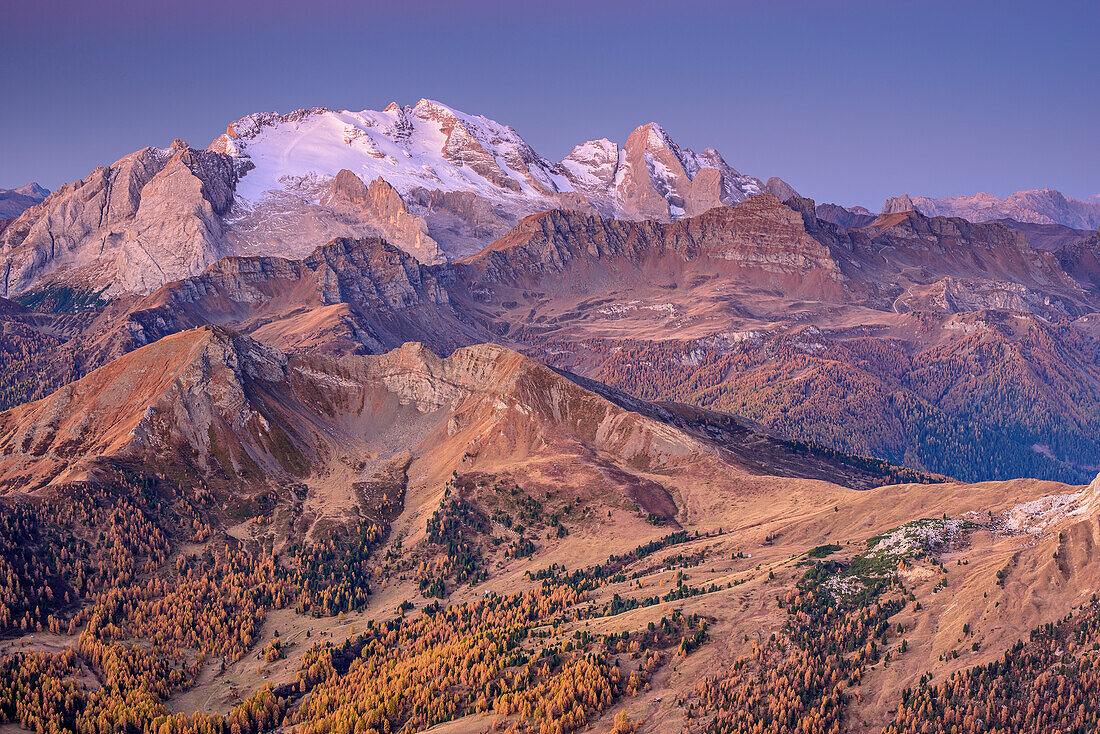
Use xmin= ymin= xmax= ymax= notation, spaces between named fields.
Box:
xmin=883 ymin=188 xmax=1100 ymax=230
xmin=0 ymin=182 xmax=49 ymax=218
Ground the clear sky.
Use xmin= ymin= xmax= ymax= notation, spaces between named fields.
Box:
xmin=2 ymin=0 xmax=1097 ymax=208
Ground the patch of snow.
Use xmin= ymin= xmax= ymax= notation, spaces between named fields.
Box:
xmin=560 ymin=139 xmax=619 ymax=188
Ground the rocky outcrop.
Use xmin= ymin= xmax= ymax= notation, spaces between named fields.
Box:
xmin=330 ymin=168 xmax=370 ymax=201
xmin=925 ymin=277 xmax=1068 ymax=316
xmin=361 ymin=177 xmax=443 ymax=263
xmin=322 ymin=171 xmax=445 ymax=265
xmin=1056 ymin=230 xmax=1100 ymax=293
xmin=765 ymin=177 xmax=800 ymax=203
xmin=115 ymin=146 xmax=238 ymax=294
xmin=780 ymin=195 xmax=821 ymax=232
xmin=614 ymin=124 xmax=680 ymax=220
xmin=606 ymin=123 xmax=763 ymax=220
xmin=882 ymin=194 xmax=917 ymax=214
xmin=302 ymin=236 xmax=451 ymax=310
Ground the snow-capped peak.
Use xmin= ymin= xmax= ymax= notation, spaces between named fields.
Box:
xmin=560 ymin=139 xmax=619 ymax=188
xmin=215 ymin=102 xmax=577 ymax=206
xmin=208 ymin=99 xmax=765 ymax=225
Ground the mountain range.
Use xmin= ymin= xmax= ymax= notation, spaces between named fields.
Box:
xmin=882 ymin=189 xmax=1100 ymax=230
xmin=2 ymin=98 xmax=1100 ymax=734
xmin=3 ymin=110 xmax=1099 ymax=483
xmin=0 ymin=100 xmax=775 ymax=299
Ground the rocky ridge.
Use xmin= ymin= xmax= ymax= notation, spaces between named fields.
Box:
xmin=0 ymin=325 xmax=919 ymax=496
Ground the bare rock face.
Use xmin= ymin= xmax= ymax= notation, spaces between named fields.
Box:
xmin=322 ymin=170 xmax=445 ymax=265
xmin=1056 ymin=230 xmax=1100 ymax=293
xmin=615 ymin=124 xmax=679 ymax=220
xmin=882 ymin=194 xmax=917 ymax=214
xmin=765 ymin=177 xmax=800 ymax=203
xmin=686 ymin=195 xmax=841 ymax=276
xmin=922 ymin=277 xmax=1068 ymax=316
xmin=608 ymin=123 xmax=764 ymax=220
xmin=228 ymin=169 xmax=449 ymax=267
xmin=302 ymin=236 xmax=451 ymax=311
xmin=457 ymin=192 xmax=1098 ymax=321
xmin=365 ymin=341 xmax=512 ymax=413
xmin=362 ymin=177 xmax=445 ymax=265
xmin=682 ymin=167 xmax=725 ymax=217
xmin=331 ymin=168 xmax=370 ymax=202
xmin=404 ymin=187 xmax=518 ymax=258
xmin=116 ymin=153 xmax=229 ymax=294
xmin=1 ymin=142 xmax=246 ymax=297
xmin=781 ymin=194 xmax=820 ymax=232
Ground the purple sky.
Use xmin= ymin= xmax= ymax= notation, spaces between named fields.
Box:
xmin=2 ymin=0 xmax=1097 ymax=209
